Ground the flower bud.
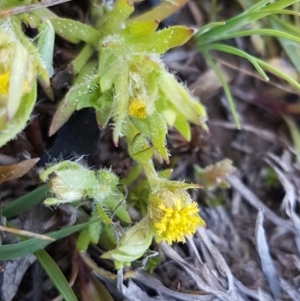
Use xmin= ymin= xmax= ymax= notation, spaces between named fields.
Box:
xmin=45 ymin=175 xmax=87 ymax=205
xmin=128 ymin=99 xmax=147 ymax=119
xmin=40 ymin=161 xmax=123 ymax=206
xmin=101 ymin=217 xmax=154 ymax=269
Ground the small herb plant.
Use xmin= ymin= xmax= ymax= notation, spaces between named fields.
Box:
xmin=40 ymin=0 xmax=207 ymax=269
xmin=0 ymin=0 xmax=207 ymax=269
xmin=1 ymin=0 xmax=300 ymax=300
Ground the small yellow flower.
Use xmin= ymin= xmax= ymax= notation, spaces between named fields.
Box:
xmin=128 ymin=99 xmax=147 ymax=119
xmin=148 ymin=189 xmax=205 ymax=244
xmin=0 ymin=71 xmax=10 ymax=95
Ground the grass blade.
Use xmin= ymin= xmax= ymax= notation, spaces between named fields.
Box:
xmin=2 ymin=185 xmax=48 ymax=219
xmin=0 ymin=219 xmax=97 ymax=260
xmin=203 ymin=51 xmax=240 ymax=129
xmin=269 ymin=15 xmax=300 ymax=74
xmin=200 ymin=43 xmax=300 ymax=92
xmin=35 ymin=249 xmax=78 ymax=301
xmin=282 ymin=115 xmax=300 ymax=161
xmin=223 ymin=28 xmax=300 ymax=44
xmin=195 ymin=21 xmax=226 ymax=36
xmin=195 ymin=0 xmax=300 ymax=45
xmin=257 ymin=58 xmax=300 ymax=91
xmin=203 ymin=43 xmax=269 ymax=80
xmin=242 ymin=0 xmax=270 ymax=13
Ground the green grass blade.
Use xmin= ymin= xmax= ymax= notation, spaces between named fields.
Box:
xmin=260 ymin=9 xmax=300 ymax=16
xmin=242 ymin=0 xmax=270 ymax=13
xmin=128 ymin=0 xmax=189 ymax=22
xmin=203 ymin=51 xmax=240 ymax=129
xmin=196 ymin=21 xmax=226 ymax=36
xmin=282 ymin=115 xmax=300 ymax=162
xmin=269 ymin=15 xmax=300 ymax=74
xmin=200 ymin=43 xmax=300 ymax=92
xmin=223 ymin=28 xmax=300 ymax=44
xmin=35 ymin=249 xmax=78 ymax=301
xmin=265 ymin=0 xmax=300 ymax=10
xmin=195 ymin=0 xmax=300 ymax=45
xmin=257 ymin=58 xmax=300 ymax=91
xmin=203 ymin=43 xmax=269 ymax=80
xmin=2 ymin=185 xmax=48 ymax=219
xmin=0 ymin=220 xmax=97 ymax=260
xmin=195 ymin=11 xmax=274 ymax=45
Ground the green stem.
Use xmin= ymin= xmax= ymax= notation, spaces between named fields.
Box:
xmin=141 ymin=160 xmax=158 ymax=189
xmin=72 ymin=44 xmax=95 ymax=75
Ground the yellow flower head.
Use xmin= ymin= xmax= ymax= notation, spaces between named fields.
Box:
xmin=148 ymin=189 xmax=205 ymax=244
xmin=0 ymin=71 xmax=10 ymax=95
xmin=128 ymin=99 xmax=147 ymax=119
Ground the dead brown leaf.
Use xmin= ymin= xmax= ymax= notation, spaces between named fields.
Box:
xmin=0 ymin=158 xmax=39 ymax=185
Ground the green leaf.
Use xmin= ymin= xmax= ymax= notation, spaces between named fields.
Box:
xmin=36 ymin=19 xmax=55 ymax=77
xmin=128 ymin=26 xmax=194 ymax=54
xmin=35 ymin=250 xmax=78 ymax=301
xmin=159 ymin=72 xmax=206 ymax=126
xmin=174 ymin=115 xmax=191 ymax=141
xmin=2 ymin=185 xmax=47 ymax=219
xmin=104 ymin=194 xmax=131 ymax=223
xmin=128 ymin=135 xmax=155 ymax=164
xmin=0 ymin=220 xmax=97 ymax=260
xmin=76 ymin=229 xmax=90 ymax=251
xmin=94 ymin=90 xmax=114 ymax=128
xmin=0 ymin=85 xmax=37 ymax=147
xmin=89 ymin=211 xmax=102 ymax=244
xmin=49 ymin=62 xmax=99 ymax=136
xmin=10 ymin=16 xmax=49 ymax=87
xmin=72 ymin=44 xmax=95 ymax=75
xmin=99 ymin=52 xmax=119 ymax=92
xmin=102 ymin=0 xmax=134 ymax=34
xmin=128 ymin=0 xmax=189 ymax=23
xmin=49 ymin=18 xmax=100 ymax=45
xmin=122 ymin=20 xmax=159 ymax=37
xmin=74 ymin=76 xmax=102 ymax=110
xmin=48 ymin=93 xmax=76 ymax=136
xmin=147 ymin=112 xmax=168 ymax=161
xmin=112 ymin=63 xmax=130 ymax=144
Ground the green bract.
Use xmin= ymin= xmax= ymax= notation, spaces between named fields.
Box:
xmin=101 ymin=216 xmax=154 ymax=269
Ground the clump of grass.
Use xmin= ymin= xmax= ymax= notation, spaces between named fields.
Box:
xmin=194 ymin=0 xmax=300 ymax=127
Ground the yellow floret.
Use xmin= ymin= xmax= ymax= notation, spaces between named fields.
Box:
xmin=128 ymin=99 xmax=147 ymax=119
xmin=153 ymin=199 xmax=205 ymax=244
xmin=0 ymin=71 xmax=10 ymax=95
